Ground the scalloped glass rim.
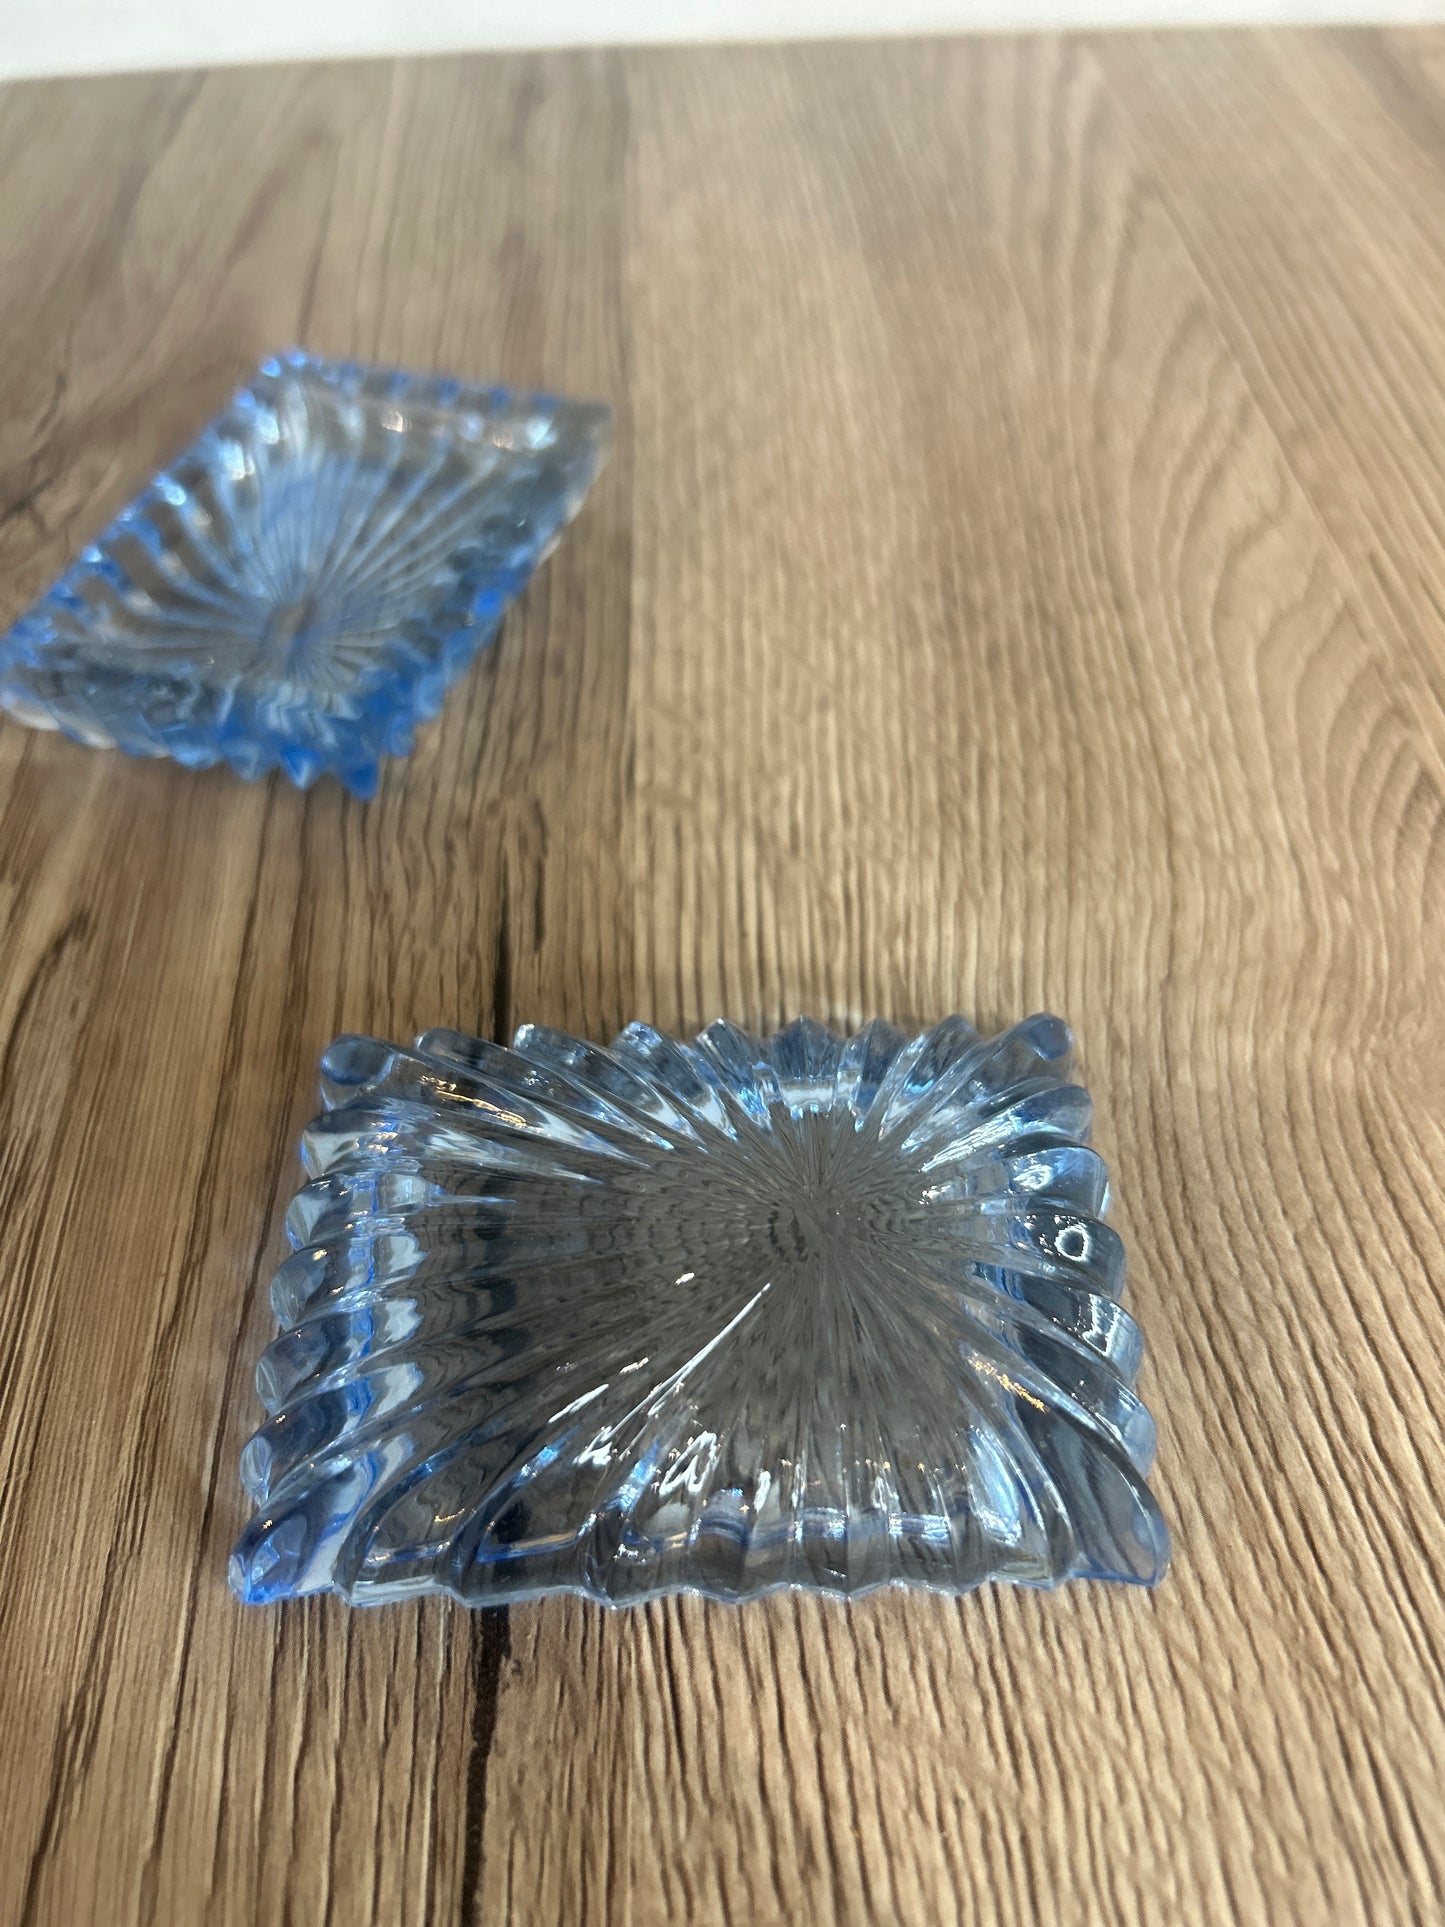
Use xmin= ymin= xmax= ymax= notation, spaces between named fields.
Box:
xmin=231 ymin=1014 xmax=1170 ymax=1610
xmin=0 ymin=351 xmax=611 ymax=797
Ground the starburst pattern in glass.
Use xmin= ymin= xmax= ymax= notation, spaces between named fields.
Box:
xmin=0 ymin=352 xmax=610 ymax=796
xmin=231 ymin=1013 xmax=1170 ymax=1608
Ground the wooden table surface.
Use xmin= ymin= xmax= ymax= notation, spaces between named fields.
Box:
xmin=3 ymin=26 xmax=1444 ymax=1925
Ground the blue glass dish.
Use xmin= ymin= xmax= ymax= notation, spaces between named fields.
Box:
xmin=231 ymin=1014 xmax=1170 ymax=1609
xmin=0 ymin=352 xmax=611 ymax=797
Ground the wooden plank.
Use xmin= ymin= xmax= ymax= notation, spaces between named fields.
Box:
xmin=604 ymin=35 xmax=1445 ymax=1925
xmin=1085 ymin=27 xmax=1445 ymax=766
xmin=0 ymin=49 xmax=634 ymax=1927
xmin=0 ymin=30 xmax=1443 ymax=1926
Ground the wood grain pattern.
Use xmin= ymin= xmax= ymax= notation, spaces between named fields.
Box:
xmin=1 ymin=29 xmax=1443 ymax=1924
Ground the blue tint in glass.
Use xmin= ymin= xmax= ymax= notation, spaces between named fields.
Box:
xmin=0 ymin=352 xmax=611 ymax=796
xmin=232 ymin=1015 xmax=1170 ymax=1610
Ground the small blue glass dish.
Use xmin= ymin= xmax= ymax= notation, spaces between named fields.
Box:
xmin=0 ymin=352 xmax=611 ymax=797
xmin=231 ymin=1013 xmax=1170 ymax=1610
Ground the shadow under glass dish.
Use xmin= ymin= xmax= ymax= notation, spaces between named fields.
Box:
xmin=231 ymin=1013 xmax=1170 ymax=1609
xmin=0 ymin=351 xmax=611 ymax=796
